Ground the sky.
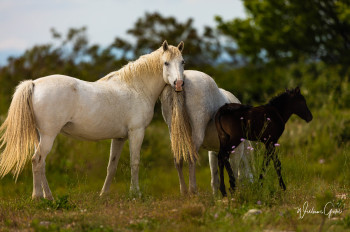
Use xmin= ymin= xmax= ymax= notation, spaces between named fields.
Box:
xmin=0 ymin=0 xmax=246 ymax=65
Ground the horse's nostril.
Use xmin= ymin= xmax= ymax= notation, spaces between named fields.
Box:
xmin=173 ymin=80 xmax=177 ymax=85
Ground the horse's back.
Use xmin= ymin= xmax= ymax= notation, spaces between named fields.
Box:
xmin=31 ymin=75 xmax=130 ymax=140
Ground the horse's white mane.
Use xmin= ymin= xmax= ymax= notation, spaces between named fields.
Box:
xmin=98 ymin=46 xmax=182 ymax=83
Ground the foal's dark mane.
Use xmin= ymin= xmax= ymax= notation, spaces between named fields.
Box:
xmin=267 ymin=91 xmax=290 ymax=110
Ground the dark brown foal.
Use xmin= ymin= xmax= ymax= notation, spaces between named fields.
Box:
xmin=215 ymin=87 xmax=313 ymax=196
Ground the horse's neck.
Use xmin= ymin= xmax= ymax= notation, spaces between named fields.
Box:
xmin=136 ymin=73 xmax=166 ymax=106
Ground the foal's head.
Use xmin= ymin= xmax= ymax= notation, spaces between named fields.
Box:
xmin=287 ymin=87 xmax=313 ymax=122
xmin=161 ymin=40 xmax=185 ymax=92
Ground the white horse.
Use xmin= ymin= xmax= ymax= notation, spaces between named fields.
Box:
xmin=0 ymin=41 xmax=187 ymax=200
xmin=160 ymin=70 xmax=253 ymax=195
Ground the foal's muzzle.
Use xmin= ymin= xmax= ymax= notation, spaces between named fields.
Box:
xmin=174 ymin=80 xmax=184 ymax=92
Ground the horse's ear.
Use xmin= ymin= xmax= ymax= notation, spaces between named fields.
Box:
xmin=177 ymin=41 xmax=184 ymax=52
xmin=162 ymin=40 xmax=168 ymax=52
xmin=295 ymin=86 xmax=300 ymax=94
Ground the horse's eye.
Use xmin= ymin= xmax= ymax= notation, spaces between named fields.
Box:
xmin=164 ymin=62 xmax=169 ymax=66
xmin=181 ymin=60 xmax=185 ymax=65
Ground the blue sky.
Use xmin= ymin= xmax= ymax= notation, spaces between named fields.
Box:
xmin=0 ymin=0 xmax=246 ymax=64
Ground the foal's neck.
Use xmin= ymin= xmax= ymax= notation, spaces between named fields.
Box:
xmin=268 ymin=96 xmax=293 ymax=124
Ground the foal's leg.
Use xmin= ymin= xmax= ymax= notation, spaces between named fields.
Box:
xmin=223 ymin=153 xmax=236 ymax=193
xmin=100 ymin=138 xmax=126 ymax=196
xmin=209 ymin=151 xmax=219 ymax=195
xmin=258 ymin=153 xmax=272 ymax=183
xmin=174 ymin=157 xmax=187 ymax=195
xmin=272 ymin=152 xmax=286 ymax=190
xmin=32 ymin=134 xmax=55 ymax=200
xmin=128 ymin=128 xmax=145 ymax=196
xmin=218 ymin=150 xmax=227 ymax=197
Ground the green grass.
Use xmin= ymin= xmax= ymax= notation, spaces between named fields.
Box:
xmin=1 ymin=109 xmax=350 ymax=231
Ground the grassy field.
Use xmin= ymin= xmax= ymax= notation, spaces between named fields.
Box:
xmin=0 ymin=105 xmax=350 ymax=231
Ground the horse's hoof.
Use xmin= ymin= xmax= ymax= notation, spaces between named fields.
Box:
xmin=129 ymin=189 xmax=142 ymax=198
xmin=32 ymin=195 xmax=44 ymax=201
xmin=180 ymin=189 xmax=188 ymax=195
xmin=188 ymin=188 xmax=197 ymax=195
xmin=44 ymin=195 xmax=54 ymax=201
xmin=99 ymin=190 xmax=109 ymax=197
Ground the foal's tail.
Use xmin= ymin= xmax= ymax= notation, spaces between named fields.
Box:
xmin=215 ymin=108 xmax=230 ymax=144
xmin=0 ymin=80 xmax=38 ymax=180
xmin=170 ymin=90 xmax=199 ymax=164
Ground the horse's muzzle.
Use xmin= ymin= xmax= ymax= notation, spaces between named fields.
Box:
xmin=306 ymin=114 xmax=313 ymax=123
xmin=174 ymin=80 xmax=184 ymax=92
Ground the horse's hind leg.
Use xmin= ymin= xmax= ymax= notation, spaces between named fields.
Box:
xmin=32 ymin=134 xmax=55 ymax=200
xmin=234 ymin=140 xmax=254 ymax=182
xmin=188 ymin=128 xmax=205 ymax=194
xmin=174 ymin=157 xmax=187 ymax=195
xmin=209 ymin=151 xmax=219 ymax=195
xmin=100 ymin=138 xmax=126 ymax=196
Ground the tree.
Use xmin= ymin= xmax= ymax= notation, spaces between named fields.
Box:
xmin=216 ymin=0 xmax=350 ymax=64
xmin=124 ymin=12 xmax=222 ymax=68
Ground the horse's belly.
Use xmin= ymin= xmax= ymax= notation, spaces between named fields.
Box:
xmin=202 ymin=120 xmax=220 ymax=152
xmin=60 ymin=121 xmax=127 ymax=141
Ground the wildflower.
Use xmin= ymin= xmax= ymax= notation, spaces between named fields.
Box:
xmin=263 ymin=138 xmax=267 ymax=141
xmin=250 ymin=147 xmax=254 ymax=151
xmin=240 ymin=138 xmax=245 ymax=142
xmin=257 ymin=200 xmax=262 ymax=205
xmin=231 ymin=150 xmax=235 ymax=154
xmin=231 ymin=145 xmax=236 ymax=149
xmin=240 ymin=117 xmax=243 ymax=120
xmin=274 ymin=143 xmax=280 ymax=147
xmin=267 ymin=117 xmax=271 ymax=121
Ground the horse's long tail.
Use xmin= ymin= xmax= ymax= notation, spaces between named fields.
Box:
xmin=0 ymin=80 xmax=38 ymax=180
xmin=170 ymin=90 xmax=199 ymax=163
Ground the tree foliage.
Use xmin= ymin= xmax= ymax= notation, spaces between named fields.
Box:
xmin=216 ymin=0 xmax=350 ymax=64
xmin=120 ymin=12 xmax=222 ymax=67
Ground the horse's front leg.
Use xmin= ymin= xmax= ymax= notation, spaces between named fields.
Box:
xmin=174 ymin=157 xmax=187 ymax=195
xmin=272 ymin=152 xmax=286 ymax=190
xmin=128 ymin=128 xmax=145 ymax=197
xmin=100 ymin=138 xmax=126 ymax=196
xmin=209 ymin=151 xmax=219 ymax=195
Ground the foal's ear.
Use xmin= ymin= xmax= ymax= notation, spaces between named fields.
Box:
xmin=162 ymin=40 xmax=169 ymax=51
xmin=177 ymin=41 xmax=184 ymax=52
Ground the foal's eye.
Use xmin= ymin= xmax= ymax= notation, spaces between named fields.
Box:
xmin=164 ymin=61 xmax=169 ymax=66
xmin=181 ymin=60 xmax=185 ymax=65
